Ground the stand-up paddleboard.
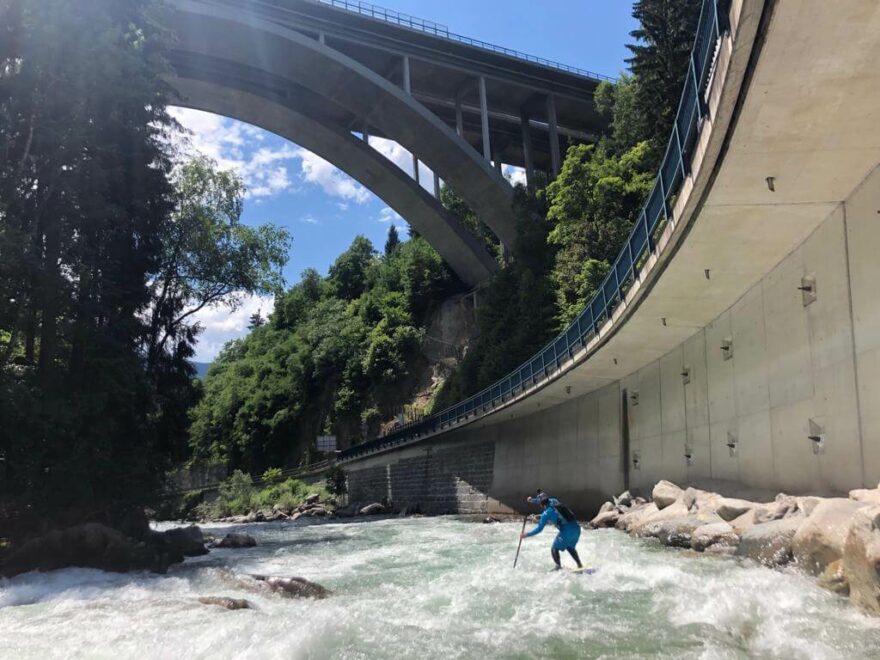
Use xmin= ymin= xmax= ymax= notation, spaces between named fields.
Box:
xmin=566 ymin=566 xmax=597 ymax=575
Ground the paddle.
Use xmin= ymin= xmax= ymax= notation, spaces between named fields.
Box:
xmin=513 ymin=515 xmax=528 ymax=568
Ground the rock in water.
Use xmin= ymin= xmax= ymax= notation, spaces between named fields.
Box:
xmin=652 ymin=481 xmax=683 ymax=510
xmin=792 ymin=498 xmax=866 ymax=575
xmin=736 ymin=517 xmax=804 ymax=566
xmin=250 ymin=574 xmax=331 ymax=599
xmin=691 ymin=521 xmax=739 ymax=552
xmin=615 ymin=503 xmax=659 ymax=533
xmin=160 ymin=525 xmax=208 ymax=557
xmin=843 ymin=505 xmax=880 ymax=615
xmin=1 ymin=523 xmax=176 ymax=577
xmin=216 ymin=533 xmax=257 ymax=549
xmin=589 ymin=509 xmax=620 ymax=529
xmin=197 ymin=596 xmax=253 ymax=610
xmin=817 ymin=560 xmax=849 ymax=596
xmin=359 ymin=503 xmax=385 ymax=516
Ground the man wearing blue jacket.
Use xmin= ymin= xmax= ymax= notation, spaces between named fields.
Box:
xmin=520 ymin=493 xmax=583 ymax=570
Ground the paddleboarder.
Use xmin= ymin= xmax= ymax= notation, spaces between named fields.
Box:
xmin=519 ymin=494 xmax=583 ymax=571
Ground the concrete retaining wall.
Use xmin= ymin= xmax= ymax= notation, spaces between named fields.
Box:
xmin=625 ymin=164 xmax=880 ymax=497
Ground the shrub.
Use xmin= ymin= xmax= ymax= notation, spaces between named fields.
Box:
xmin=262 ymin=467 xmax=283 ymax=484
xmin=326 ymin=465 xmax=347 ymax=497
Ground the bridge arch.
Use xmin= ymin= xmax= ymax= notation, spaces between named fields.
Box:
xmin=170 ymin=64 xmax=499 ymax=287
xmin=165 ymin=0 xmax=526 ymax=281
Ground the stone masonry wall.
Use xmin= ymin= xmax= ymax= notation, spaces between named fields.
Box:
xmin=346 ymin=440 xmax=495 ymax=514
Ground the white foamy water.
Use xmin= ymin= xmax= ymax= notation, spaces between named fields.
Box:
xmin=1 ymin=517 xmax=879 ymax=659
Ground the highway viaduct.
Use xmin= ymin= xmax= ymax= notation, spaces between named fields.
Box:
xmin=339 ymin=0 xmax=880 ymax=515
xmin=164 ymin=0 xmax=609 ymax=288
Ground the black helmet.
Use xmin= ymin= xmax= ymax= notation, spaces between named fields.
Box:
xmin=540 ymin=497 xmax=551 ymax=507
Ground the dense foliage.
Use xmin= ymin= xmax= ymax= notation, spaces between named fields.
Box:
xmin=0 ymin=0 xmax=287 ymax=530
xmin=628 ymin=0 xmax=704 ymax=160
xmin=188 ymin=229 xmax=462 ymax=473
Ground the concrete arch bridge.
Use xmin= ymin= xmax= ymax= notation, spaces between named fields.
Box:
xmin=164 ymin=0 xmax=610 ymax=287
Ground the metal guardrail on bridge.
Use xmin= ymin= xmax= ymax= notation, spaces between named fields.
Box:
xmin=340 ymin=0 xmax=730 ymax=463
xmin=311 ymin=0 xmax=616 ymax=82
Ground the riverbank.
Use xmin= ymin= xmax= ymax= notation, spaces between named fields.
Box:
xmin=589 ymin=479 xmax=880 ymax=616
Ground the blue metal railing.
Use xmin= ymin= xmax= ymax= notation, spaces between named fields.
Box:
xmin=340 ymin=0 xmax=729 ymax=462
xmin=311 ymin=0 xmax=616 ymax=82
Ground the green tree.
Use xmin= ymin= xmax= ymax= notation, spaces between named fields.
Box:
xmin=627 ymin=0 xmax=703 ymax=160
xmin=146 ymin=156 xmax=290 ymax=374
xmin=0 ymin=0 xmax=178 ymax=522
xmin=328 ymin=235 xmax=376 ymax=300
xmin=595 ymin=74 xmax=648 ymax=155
xmin=546 ymin=142 xmax=655 ymax=326
xmin=384 ymin=223 xmax=400 ymax=255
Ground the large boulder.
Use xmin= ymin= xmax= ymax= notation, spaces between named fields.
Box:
xmin=305 ymin=493 xmax=321 ymax=506
xmin=359 ymin=503 xmax=385 ymax=516
xmin=652 ymin=481 xmax=683 ymax=510
xmin=251 ymin=574 xmax=331 ymax=599
xmin=716 ymin=498 xmax=757 ymax=522
xmin=691 ymin=521 xmax=739 ymax=552
xmin=616 ymin=503 xmax=659 ymax=533
xmin=850 ymin=489 xmax=880 ymax=506
xmin=843 ymin=505 xmax=880 ymax=615
xmin=652 ymin=516 xmax=708 ymax=548
xmin=160 ymin=525 xmax=208 ymax=557
xmin=792 ymin=498 xmax=866 ymax=575
xmin=216 ymin=532 xmax=257 ymax=549
xmin=736 ymin=516 xmax=804 ymax=566
xmin=754 ymin=494 xmax=800 ymax=524
xmin=614 ymin=491 xmax=633 ymax=508
xmin=629 ymin=500 xmax=691 ymax=537
xmin=197 ymin=596 xmax=253 ymax=610
xmin=589 ymin=509 xmax=620 ymax=529
xmin=304 ymin=506 xmax=328 ymax=517
xmin=0 ymin=523 xmax=178 ymax=578
xmin=817 ymin=559 xmax=849 ymax=596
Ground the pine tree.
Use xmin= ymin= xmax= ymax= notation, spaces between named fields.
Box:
xmin=384 ymin=224 xmax=400 ymax=255
xmin=627 ymin=0 xmax=703 ymax=161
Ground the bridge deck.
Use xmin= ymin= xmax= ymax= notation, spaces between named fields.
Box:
xmin=215 ymin=0 xmax=608 ymax=172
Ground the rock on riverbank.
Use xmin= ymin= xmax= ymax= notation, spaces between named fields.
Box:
xmin=590 ymin=480 xmax=880 ymax=615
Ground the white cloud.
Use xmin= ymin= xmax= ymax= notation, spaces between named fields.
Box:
xmin=377 ymin=207 xmax=402 ymax=224
xmin=504 ymin=164 xmax=528 ymax=187
xmin=169 ymin=107 xmax=297 ymax=199
xmin=300 ymin=214 xmax=319 ymax=225
xmin=191 ymin=293 xmax=275 ymax=362
xmin=295 ymin=149 xmax=372 ymax=204
xmin=369 ymin=137 xmax=437 ymax=194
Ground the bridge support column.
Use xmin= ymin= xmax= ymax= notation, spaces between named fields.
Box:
xmin=479 ymin=76 xmax=491 ymax=161
xmin=402 ymin=55 xmax=421 ymax=186
xmin=433 ymin=171 xmax=441 ymax=198
xmin=455 ymin=92 xmax=464 ymax=138
xmin=547 ymin=93 xmax=561 ymax=177
xmin=520 ymin=109 xmax=535 ymax=193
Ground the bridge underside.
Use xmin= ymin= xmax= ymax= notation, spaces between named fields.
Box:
xmin=165 ymin=0 xmax=607 ymax=286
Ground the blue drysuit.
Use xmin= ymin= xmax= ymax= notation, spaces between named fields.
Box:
xmin=526 ymin=502 xmax=581 ymax=551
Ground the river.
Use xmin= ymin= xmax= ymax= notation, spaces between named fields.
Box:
xmin=1 ymin=516 xmax=879 ymax=659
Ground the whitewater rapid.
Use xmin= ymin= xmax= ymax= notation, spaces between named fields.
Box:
xmin=1 ymin=517 xmax=879 ymax=659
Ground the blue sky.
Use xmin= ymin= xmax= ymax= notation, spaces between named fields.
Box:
xmin=175 ymin=1 xmax=638 ymax=361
